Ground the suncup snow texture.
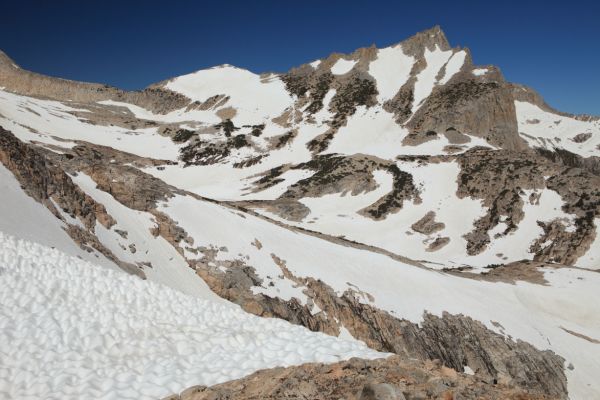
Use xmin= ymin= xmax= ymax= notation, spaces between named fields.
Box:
xmin=0 ymin=232 xmax=385 ymax=400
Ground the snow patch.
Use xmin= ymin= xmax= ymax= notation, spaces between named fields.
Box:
xmin=0 ymin=90 xmax=181 ymax=160
xmin=368 ymin=45 xmax=415 ymax=102
xmin=330 ymin=58 xmax=357 ymax=75
xmin=411 ymin=45 xmax=454 ymax=114
xmin=438 ymin=50 xmax=467 ymax=85
xmin=165 ymin=65 xmax=293 ymax=125
xmin=71 ymin=172 xmax=215 ymax=298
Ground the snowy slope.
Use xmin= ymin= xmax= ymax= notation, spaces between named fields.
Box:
xmin=158 ymin=193 xmax=600 ymax=400
xmin=0 ymin=164 xmax=116 ymax=270
xmin=164 ymin=65 xmax=294 ymax=125
xmin=516 ymin=100 xmax=600 ymax=157
xmin=411 ymin=45 xmax=454 ymax=114
xmin=330 ymin=58 xmax=357 ymax=75
xmin=0 ymin=90 xmax=181 ymax=160
xmin=70 ymin=172 xmax=218 ymax=298
xmin=368 ymin=45 xmax=414 ymax=102
xmin=0 ymin=232 xmax=385 ymax=400
xmin=254 ymin=160 xmax=582 ymax=270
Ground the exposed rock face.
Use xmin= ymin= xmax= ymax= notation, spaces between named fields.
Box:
xmin=510 ymin=83 xmax=599 ymax=122
xmin=303 ymin=72 xmax=378 ymax=154
xmin=411 ymin=211 xmax=445 ymax=234
xmin=0 ymin=127 xmax=144 ymax=277
xmin=0 ymin=50 xmax=191 ymax=114
xmin=454 ymin=148 xmax=599 ymax=264
xmin=536 ymin=147 xmax=600 ymax=176
xmin=248 ymin=154 xmax=420 ymax=221
xmin=166 ymin=355 xmax=560 ymax=400
xmin=0 ymin=128 xmax=114 ymax=231
xmin=180 ymin=131 xmax=252 ymax=167
xmin=455 ymin=260 xmax=549 ymax=285
xmin=540 ymin=170 xmax=600 ymax=264
xmin=400 ymin=25 xmax=452 ymax=55
xmin=407 ymin=69 xmax=526 ymax=150
xmin=384 ymin=84 xmax=415 ymax=124
xmin=40 ymin=142 xmax=178 ymax=212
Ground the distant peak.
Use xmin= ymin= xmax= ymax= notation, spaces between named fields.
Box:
xmin=397 ymin=26 xmax=451 ymax=55
xmin=213 ymin=63 xmax=235 ymax=69
xmin=0 ymin=50 xmax=20 ymax=70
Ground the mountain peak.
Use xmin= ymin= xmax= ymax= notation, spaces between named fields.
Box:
xmin=0 ymin=50 xmax=19 ymax=70
xmin=397 ymin=25 xmax=451 ymax=55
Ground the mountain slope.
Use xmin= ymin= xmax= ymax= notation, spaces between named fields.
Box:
xmin=0 ymin=26 xmax=598 ymax=399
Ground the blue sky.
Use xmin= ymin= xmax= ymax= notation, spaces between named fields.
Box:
xmin=2 ymin=0 xmax=599 ymax=114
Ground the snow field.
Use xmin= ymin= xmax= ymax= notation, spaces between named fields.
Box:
xmin=515 ymin=100 xmax=600 ymax=157
xmin=330 ymin=58 xmax=357 ymax=75
xmin=0 ymin=232 xmax=386 ymax=400
xmin=165 ymin=65 xmax=294 ymax=125
xmin=158 ymin=193 xmax=600 ymax=400
xmin=325 ymin=105 xmax=491 ymax=158
xmin=411 ymin=45 xmax=454 ymax=114
xmin=286 ymin=160 xmax=485 ymax=266
xmin=0 ymin=90 xmax=182 ymax=160
xmin=70 ymin=172 xmax=216 ymax=298
xmin=368 ymin=45 xmax=415 ymax=102
xmin=438 ymin=50 xmax=466 ymax=85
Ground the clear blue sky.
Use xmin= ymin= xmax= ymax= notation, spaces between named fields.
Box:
xmin=2 ymin=0 xmax=599 ymax=115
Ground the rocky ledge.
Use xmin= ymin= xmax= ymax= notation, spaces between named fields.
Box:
xmin=164 ymin=355 xmax=558 ymax=400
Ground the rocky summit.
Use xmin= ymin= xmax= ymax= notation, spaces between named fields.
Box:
xmin=0 ymin=26 xmax=598 ymax=400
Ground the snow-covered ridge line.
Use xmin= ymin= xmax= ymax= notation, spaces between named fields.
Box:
xmin=0 ymin=231 xmax=386 ymax=400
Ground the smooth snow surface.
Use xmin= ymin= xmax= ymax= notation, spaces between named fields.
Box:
xmin=330 ymin=58 xmax=357 ymax=75
xmin=438 ymin=50 xmax=466 ymax=85
xmin=158 ymin=194 xmax=600 ymax=400
xmin=262 ymin=160 xmax=583 ymax=270
xmin=0 ymin=232 xmax=385 ymax=400
xmin=411 ymin=45 xmax=454 ymax=113
xmin=472 ymin=68 xmax=488 ymax=76
xmin=287 ymin=160 xmax=486 ymax=266
xmin=165 ymin=65 xmax=293 ymax=124
xmin=368 ymin=45 xmax=415 ymax=102
xmin=325 ymin=106 xmax=491 ymax=158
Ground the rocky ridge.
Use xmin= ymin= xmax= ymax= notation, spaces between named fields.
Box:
xmin=164 ymin=356 xmax=559 ymax=400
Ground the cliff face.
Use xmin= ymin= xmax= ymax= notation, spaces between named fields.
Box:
xmin=407 ymin=70 xmax=525 ymax=150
